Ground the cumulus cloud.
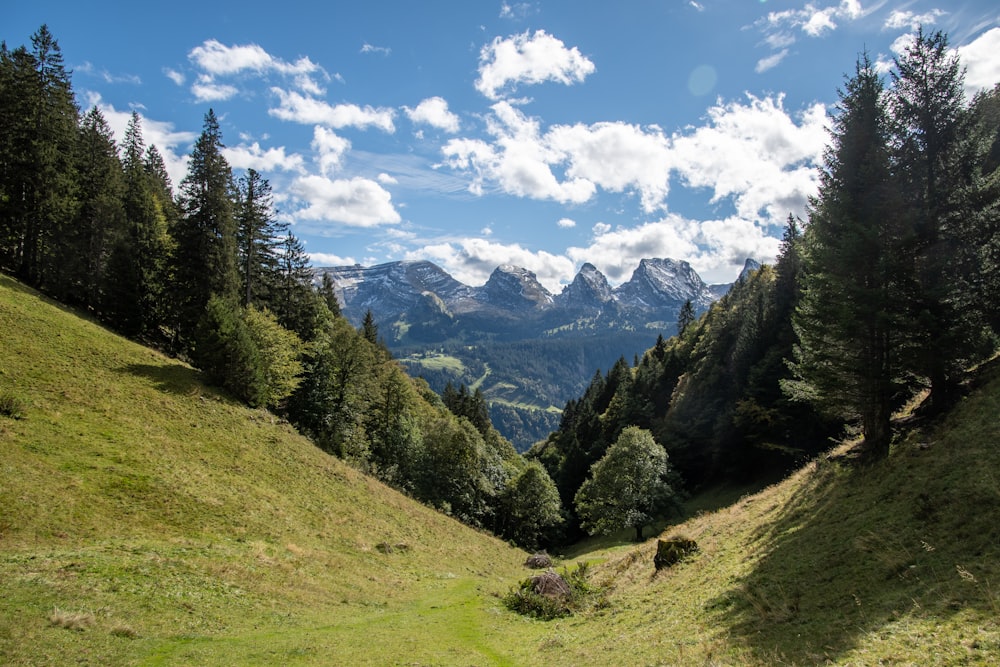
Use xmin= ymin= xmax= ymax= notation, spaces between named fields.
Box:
xmin=442 ymin=101 xmax=672 ymax=211
xmin=311 ymin=126 xmax=352 ymax=176
xmin=960 ymin=27 xmax=1000 ymax=98
xmin=669 ymin=94 xmax=828 ymax=224
xmin=309 ymin=252 xmax=357 ymax=267
xmin=223 ymin=142 xmax=304 ymax=173
xmin=566 ymin=214 xmax=780 ymax=285
xmin=756 ymin=0 xmax=871 ymax=64
xmin=189 ymin=39 xmax=322 ymax=77
xmin=269 ymin=88 xmax=396 ymax=132
xmin=557 ymin=217 xmax=576 ymax=228
xmin=475 ymin=29 xmax=595 ymax=100
xmin=186 ymin=39 xmax=328 ymax=101
xmin=410 ymin=238 xmax=576 ymax=291
xmin=164 ymin=68 xmax=185 ymax=86
xmin=883 ymin=9 xmax=946 ymax=31
xmin=404 ymin=96 xmax=461 ymax=133
xmin=442 ymin=93 xmax=827 ymax=223
xmin=191 ymin=77 xmax=239 ymax=103
xmin=291 ymin=175 xmax=402 ymax=227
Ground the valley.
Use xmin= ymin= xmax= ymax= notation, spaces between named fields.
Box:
xmin=320 ymin=258 xmax=758 ymax=449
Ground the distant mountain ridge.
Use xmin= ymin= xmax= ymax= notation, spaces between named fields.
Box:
xmin=318 ymin=257 xmax=759 ymax=450
xmin=321 ymin=257 xmax=753 ymax=330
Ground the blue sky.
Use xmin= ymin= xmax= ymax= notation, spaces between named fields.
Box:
xmin=7 ymin=1 xmax=1000 ymax=289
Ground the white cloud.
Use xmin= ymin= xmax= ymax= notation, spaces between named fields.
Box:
xmin=592 ymin=222 xmax=611 ymax=236
xmin=191 ymin=77 xmax=239 ymax=103
xmin=164 ymin=68 xmax=185 ymax=86
xmin=269 ymin=88 xmax=396 ymax=132
xmin=557 ymin=217 xmax=576 ymax=228
xmin=959 ymin=27 xmax=1000 ymax=98
xmin=443 ymin=101 xmax=672 ymax=211
xmin=566 ymin=214 xmax=779 ymax=285
xmin=669 ymin=94 xmax=828 ymax=225
xmin=756 ymin=49 xmax=790 ymax=73
xmin=476 ymin=29 xmax=595 ymax=100
xmin=189 ymin=39 xmax=321 ymax=77
xmin=187 ymin=39 xmax=328 ymax=100
xmin=443 ymin=93 xmax=826 ymax=222
xmin=410 ymin=238 xmax=576 ymax=291
xmin=311 ymin=126 xmax=352 ymax=176
xmin=883 ymin=9 xmax=946 ymax=31
xmin=291 ymin=175 xmax=401 ymax=227
xmin=377 ymin=172 xmax=398 ymax=185
xmin=499 ymin=2 xmax=533 ymax=20
xmin=361 ymin=43 xmax=391 ymax=56
xmin=760 ymin=0 xmax=871 ymax=40
xmin=404 ymin=96 xmax=461 ymax=133
xmin=224 ymin=142 xmax=304 ymax=173
xmin=309 ymin=252 xmax=357 ymax=267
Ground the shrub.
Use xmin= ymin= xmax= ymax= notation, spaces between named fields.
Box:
xmin=0 ymin=392 xmax=25 ymax=419
xmin=502 ymin=562 xmax=597 ymax=620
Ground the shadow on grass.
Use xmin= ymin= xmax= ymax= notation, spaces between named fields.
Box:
xmin=121 ymin=363 xmax=205 ymax=396
xmin=709 ymin=418 xmax=1000 ymax=664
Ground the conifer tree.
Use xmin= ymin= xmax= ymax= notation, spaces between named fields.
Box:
xmin=787 ymin=55 xmax=908 ymax=460
xmin=273 ymin=232 xmax=323 ymax=339
xmin=890 ymin=28 xmax=974 ymax=408
xmin=236 ymin=168 xmax=284 ymax=309
xmin=105 ymin=112 xmax=171 ymax=338
xmin=0 ymin=27 xmax=78 ymax=288
xmin=172 ymin=109 xmax=239 ymax=346
xmin=66 ymin=105 xmax=123 ymax=309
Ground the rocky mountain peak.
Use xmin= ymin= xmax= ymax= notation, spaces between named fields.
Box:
xmin=480 ymin=265 xmax=553 ymax=311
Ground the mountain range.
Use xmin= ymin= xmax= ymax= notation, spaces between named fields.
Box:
xmin=318 ymin=257 xmax=759 ymax=449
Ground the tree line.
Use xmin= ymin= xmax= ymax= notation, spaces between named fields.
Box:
xmin=5 ymin=25 xmax=998 ymax=549
xmin=530 ymin=29 xmax=1000 ymax=541
xmin=0 ymin=25 xmax=563 ymax=551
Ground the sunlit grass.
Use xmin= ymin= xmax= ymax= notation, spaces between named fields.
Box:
xmin=2 ymin=272 xmax=998 ymax=665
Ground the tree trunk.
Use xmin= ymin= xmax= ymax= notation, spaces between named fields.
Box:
xmin=634 ymin=524 xmax=644 ymax=542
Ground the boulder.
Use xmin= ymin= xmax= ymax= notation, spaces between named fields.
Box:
xmin=524 ymin=552 xmax=553 ymax=569
xmin=654 ymin=537 xmax=698 ymax=571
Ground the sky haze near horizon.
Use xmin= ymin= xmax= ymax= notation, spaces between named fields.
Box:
xmin=6 ymin=1 xmax=1000 ymax=290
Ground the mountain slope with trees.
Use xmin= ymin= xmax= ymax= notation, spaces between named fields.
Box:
xmin=0 ymin=25 xmax=563 ymax=550
xmin=2 ymin=261 xmax=999 ymax=665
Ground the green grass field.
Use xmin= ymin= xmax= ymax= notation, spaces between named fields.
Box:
xmin=2 ymin=273 xmax=998 ymax=665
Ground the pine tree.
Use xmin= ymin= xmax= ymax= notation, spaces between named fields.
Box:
xmin=361 ymin=309 xmax=379 ymax=344
xmin=890 ymin=27 xmax=974 ymax=408
xmin=677 ymin=299 xmax=695 ymax=336
xmin=65 ymin=105 xmax=123 ymax=310
xmin=787 ymin=55 xmax=908 ymax=460
xmin=318 ymin=271 xmax=342 ymax=317
xmin=172 ymin=109 xmax=239 ymax=346
xmin=0 ymin=27 xmax=78 ymax=288
xmin=273 ymin=232 xmax=323 ymax=339
xmin=236 ymin=168 xmax=284 ymax=309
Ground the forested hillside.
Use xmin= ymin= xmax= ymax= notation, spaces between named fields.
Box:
xmin=532 ymin=31 xmax=1000 ymax=541
xmin=0 ymin=26 xmax=562 ymax=551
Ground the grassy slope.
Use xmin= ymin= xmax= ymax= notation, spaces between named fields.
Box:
xmin=2 ymin=273 xmax=999 ymax=665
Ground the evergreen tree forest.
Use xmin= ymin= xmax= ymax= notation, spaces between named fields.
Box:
xmin=3 ymin=25 xmax=999 ymax=550
xmin=0 ymin=26 xmax=562 ymax=550
xmin=530 ymin=32 xmax=1000 ymax=540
